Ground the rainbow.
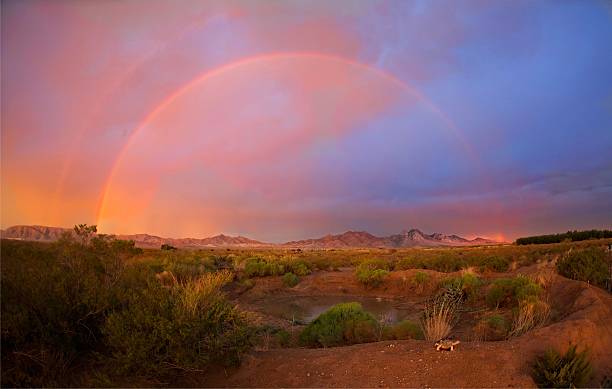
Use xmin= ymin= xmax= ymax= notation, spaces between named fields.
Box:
xmin=96 ymin=52 xmax=476 ymax=228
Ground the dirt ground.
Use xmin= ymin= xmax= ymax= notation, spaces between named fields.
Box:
xmin=200 ymin=266 xmax=612 ymax=388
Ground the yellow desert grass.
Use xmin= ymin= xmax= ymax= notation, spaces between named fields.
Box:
xmin=508 ymin=299 xmax=551 ymax=338
xmin=178 ymin=270 xmax=234 ymax=315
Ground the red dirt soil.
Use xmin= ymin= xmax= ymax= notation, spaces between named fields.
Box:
xmin=200 ymin=269 xmax=612 ymax=388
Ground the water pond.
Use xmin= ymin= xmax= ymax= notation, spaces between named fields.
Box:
xmin=257 ymin=295 xmax=422 ymax=324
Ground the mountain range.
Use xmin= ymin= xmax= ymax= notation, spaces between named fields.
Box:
xmin=0 ymin=225 xmax=502 ymax=249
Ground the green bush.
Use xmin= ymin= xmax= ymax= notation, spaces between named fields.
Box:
xmin=487 ymin=314 xmax=509 ymax=332
xmin=486 ymin=276 xmax=541 ymax=308
xmin=532 ymin=345 xmax=592 ymax=388
xmin=282 ymin=272 xmax=300 ymax=287
xmin=397 ymin=257 xmax=427 ymax=270
xmin=355 ymin=259 xmax=390 ymax=287
xmin=0 ymin=234 xmax=142 ymax=386
xmin=157 ymin=251 xmax=216 ymax=281
xmin=481 ymin=256 xmax=510 ymax=272
xmin=103 ymin=271 xmax=254 ymax=375
xmin=244 ymin=257 xmax=285 ymax=277
xmin=288 ymin=260 xmax=312 ymax=276
xmin=389 ymin=320 xmax=423 ymax=340
xmin=243 ymin=257 xmax=311 ymax=278
xmin=275 ymin=329 xmax=291 ymax=347
xmin=299 ymin=302 xmax=378 ymax=347
xmin=413 ymin=271 xmax=430 ymax=285
xmin=556 ymin=248 xmax=608 ymax=287
xmin=441 ymin=273 xmax=482 ymax=300
xmin=1 ymin=229 xmax=255 ymax=386
xmin=427 ymin=254 xmax=467 ymax=272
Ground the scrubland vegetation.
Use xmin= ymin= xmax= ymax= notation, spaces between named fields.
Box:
xmin=1 ymin=229 xmax=254 ymax=386
xmin=532 ymin=345 xmax=592 ymax=388
xmin=1 ymin=227 xmax=610 ymax=386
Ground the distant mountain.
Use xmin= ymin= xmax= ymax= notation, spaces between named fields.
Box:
xmin=284 ymin=228 xmax=501 ymax=248
xmin=1 ymin=225 xmax=502 ymax=249
xmin=1 ymin=225 xmax=267 ymax=249
xmin=0 ymin=225 xmax=70 ymax=241
xmin=283 ymin=231 xmax=387 ymax=248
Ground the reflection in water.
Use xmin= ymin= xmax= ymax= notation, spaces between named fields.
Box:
xmin=258 ymin=295 xmax=422 ymax=323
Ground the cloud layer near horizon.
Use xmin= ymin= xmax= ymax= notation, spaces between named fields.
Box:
xmin=2 ymin=0 xmax=611 ymax=241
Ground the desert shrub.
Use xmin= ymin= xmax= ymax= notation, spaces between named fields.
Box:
xmin=412 ymin=271 xmax=430 ymax=293
xmin=487 ymin=314 xmax=508 ymax=332
xmin=161 ymin=243 xmax=177 ymax=250
xmin=427 ymin=254 xmax=467 ymax=272
xmin=397 ymin=257 xmax=427 ymax=270
xmin=238 ymin=278 xmax=255 ymax=290
xmin=311 ymin=257 xmax=332 ymax=271
xmin=414 ymin=271 xmax=430 ymax=285
xmin=0 ymin=234 xmax=142 ymax=386
xmin=388 ymin=320 xmax=423 ymax=340
xmin=282 ymin=272 xmax=300 ymax=287
xmin=299 ymin=302 xmax=379 ymax=347
xmin=441 ymin=273 xmax=482 ymax=301
xmin=421 ymin=283 xmax=463 ymax=340
xmin=474 ymin=314 xmax=509 ymax=341
xmin=486 ymin=276 xmax=541 ymax=309
xmin=159 ymin=252 xmax=216 ymax=281
xmin=103 ymin=271 xmax=254 ymax=375
xmin=287 ymin=260 xmax=312 ymax=276
xmin=556 ymin=247 xmax=608 ymax=287
xmin=275 ymin=329 xmax=291 ymax=347
xmin=355 ymin=259 xmax=390 ymax=287
xmin=480 ymin=256 xmax=510 ymax=272
xmin=244 ymin=257 xmax=285 ymax=277
xmin=532 ymin=345 xmax=592 ymax=388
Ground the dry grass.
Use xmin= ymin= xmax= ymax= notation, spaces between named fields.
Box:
xmin=532 ymin=259 xmax=558 ymax=289
xmin=421 ymin=288 xmax=462 ymax=341
xmin=178 ymin=270 xmax=233 ymax=315
xmin=155 ymin=270 xmax=178 ymax=288
xmin=508 ymin=299 xmax=551 ymax=338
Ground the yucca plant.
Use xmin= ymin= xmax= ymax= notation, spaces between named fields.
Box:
xmin=532 ymin=345 xmax=592 ymax=388
xmin=421 ymin=283 xmax=463 ymax=340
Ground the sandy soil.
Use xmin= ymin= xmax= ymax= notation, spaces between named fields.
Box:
xmin=202 ymin=267 xmax=612 ymax=387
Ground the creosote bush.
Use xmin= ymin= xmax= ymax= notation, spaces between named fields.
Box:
xmin=474 ymin=314 xmax=509 ymax=341
xmin=103 ymin=270 xmax=254 ymax=375
xmin=486 ymin=275 xmax=542 ymax=309
xmin=412 ymin=271 xmax=430 ymax=293
xmin=384 ymin=320 xmax=424 ymax=340
xmin=282 ymin=272 xmax=300 ymax=287
xmin=556 ymin=247 xmax=609 ymax=287
xmin=1 ymin=227 xmax=254 ymax=386
xmin=441 ymin=272 xmax=482 ymax=301
xmin=299 ymin=302 xmax=379 ymax=347
xmin=355 ymin=259 xmax=390 ymax=287
xmin=243 ymin=257 xmax=312 ymax=278
xmin=532 ymin=345 xmax=592 ymax=388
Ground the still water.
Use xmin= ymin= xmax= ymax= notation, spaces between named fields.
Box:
xmin=257 ymin=295 xmax=422 ymax=323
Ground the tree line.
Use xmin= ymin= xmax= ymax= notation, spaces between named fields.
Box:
xmin=515 ymin=230 xmax=612 ymax=245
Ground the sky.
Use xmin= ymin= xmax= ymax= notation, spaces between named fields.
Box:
xmin=2 ymin=0 xmax=612 ymax=242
